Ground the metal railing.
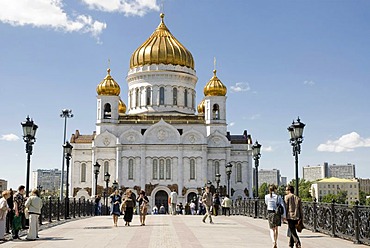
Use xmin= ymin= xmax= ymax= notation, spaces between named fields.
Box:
xmin=39 ymin=197 xmax=95 ymax=224
xmin=230 ymin=198 xmax=370 ymax=245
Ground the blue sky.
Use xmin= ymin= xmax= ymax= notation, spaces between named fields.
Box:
xmin=1 ymin=0 xmax=369 ymax=189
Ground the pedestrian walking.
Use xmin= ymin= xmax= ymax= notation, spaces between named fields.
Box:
xmin=5 ymin=189 xmax=13 ymax=234
xmin=212 ymin=193 xmax=221 ymax=216
xmin=94 ymin=195 xmax=101 ymax=216
xmin=265 ymin=184 xmax=286 ymax=248
xmin=24 ymin=189 xmax=42 ymax=241
xmin=170 ymin=189 xmax=178 ymax=215
xmin=201 ymin=186 xmax=213 ymax=224
xmin=122 ymin=189 xmax=135 ymax=226
xmin=221 ymin=194 xmax=232 ymax=216
xmin=0 ymin=190 xmax=12 ymax=241
xmin=190 ymin=201 xmax=196 ymax=215
xmin=137 ymin=190 xmax=149 ymax=226
xmin=12 ymin=185 xmax=26 ymax=240
xmin=285 ymin=185 xmax=303 ymax=248
xmin=110 ymin=190 xmax=122 ymax=227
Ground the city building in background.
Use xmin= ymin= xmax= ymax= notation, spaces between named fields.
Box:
xmin=257 ymin=169 xmax=281 ymax=187
xmin=70 ymin=13 xmax=255 ymax=206
xmin=311 ymin=177 xmax=359 ymax=203
xmin=32 ymin=169 xmax=65 ymax=192
xmin=358 ymin=178 xmax=370 ymax=195
xmin=303 ymin=162 xmax=356 ymax=182
xmin=0 ymin=179 xmax=8 ymax=194
xmin=280 ymin=176 xmax=287 ymax=186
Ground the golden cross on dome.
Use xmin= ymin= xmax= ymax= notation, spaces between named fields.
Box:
xmin=214 ymin=57 xmax=217 ymax=71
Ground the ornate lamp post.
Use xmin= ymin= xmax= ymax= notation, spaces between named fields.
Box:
xmin=93 ymin=162 xmax=100 ymax=196
xmin=287 ymin=117 xmax=305 ymax=197
xmin=215 ymin=173 xmax=221 ymax=195
xmin=112 ymin=180 xmax=119 ymax=191
xmin=63 ymin=141 xmax=73 ymax=219
xmin=60 ymin=109 xmax=73 ymax=201
xmin=104 ymin=172 xmax=110 ymax=215
xmin=21 ymin=116 xmax=38 ymax=197
xmin=225 ymin=162 xmax=233 ymax=196
xmin=252 ymin=141 xmax=262 ymax=198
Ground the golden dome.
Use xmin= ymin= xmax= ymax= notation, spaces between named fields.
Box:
xmin=119 ymin=98 xmax=126 ymax=115
xmin=203 ymin=70 xmax=227 ymax=96
xmin=197 ymin=99 xmax=205 ymax=114
xmin=96 ymin=68 xmax=121 ymax=96
xmin=130 ymin=13 xmax=194 ymax=70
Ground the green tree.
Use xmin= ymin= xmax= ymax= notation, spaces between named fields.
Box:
xmin=336 ymin=190 xmax=347 ymax=204
xmin=359 ymin=190 xmax=367 ymax=205
xmin=288 ymin=178 xmax=313 ymax=201
xmin=321 ymin=193 xmax=337 ymax=203
xmin=366 ymin=197 xmax=370 ymax=206
xmin=258 ymin=182 xmax=269 ymax=199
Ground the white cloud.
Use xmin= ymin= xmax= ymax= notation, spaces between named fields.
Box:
xmin=81 ymin=0 xmax=159 ymax=16
xmin=229 ymin=122 xmax=235 ymax=127
xmin=304 ymin=80 xmax=315 ymax=86
xmin=317 ymin=132 xmax=370 ymax=152
xmin=262 ymin=146 xmax=273 ymax=152
xmin=0 ymin=0 xmax=106 ymax=38
xmin=230 ymin=82 xmax=250 ymax=93
xmin=0 ymin=133 xmax=20 ymax=141
xmin=250 ymin=114 xmax=260 ymax=120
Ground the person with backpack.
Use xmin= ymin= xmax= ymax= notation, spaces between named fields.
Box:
xmin=265 ymin=184 xmax=286 ymax=248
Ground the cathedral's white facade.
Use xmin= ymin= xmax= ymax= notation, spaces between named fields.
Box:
xmin=70 ymin=13 xmax=254 ymax=208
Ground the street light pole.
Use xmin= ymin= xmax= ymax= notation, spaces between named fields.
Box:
xmin=104 ymin=172 xmax=110 ymax=215
xmin=21 ymin=116 xmax=38 ymax=197
xmin=288 ymin=117 xmax=305 ymax=197
xmin=93 ymin=162 xmax=100 ymax=196
xmin=63 ymin=141 xmax=73 ymax=219
xmin=60 ymin=109 xmax=73 ymax=201
xmin=215 ymin=173 xmax=221 ymax=195
xmin=252 ymin=141 xmax=262 ymax=198
xmin=225 ymin=163 xmax=233 ymax=196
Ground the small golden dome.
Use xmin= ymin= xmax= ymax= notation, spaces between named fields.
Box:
xmin=96 ymin=68 xmax=121 ymax=96
xmin=130 ymin=13 xmax=194 ymax=70
xmin=197 ymin=99 xmax=205 ymax=114
xmin=119 ymin=98 xmax=126 ymax=115
xmin=203 ymin=70 xmax=227 ymax=96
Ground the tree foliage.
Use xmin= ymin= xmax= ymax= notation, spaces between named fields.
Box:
xmin=288 ymin=178 xmax=313 ymax=201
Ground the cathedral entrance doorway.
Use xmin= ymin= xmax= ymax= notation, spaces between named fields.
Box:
xmin=187 ymin=192 xmax=197 ymax=203
xmin=155 ymin=190 xmax=168 ymax=214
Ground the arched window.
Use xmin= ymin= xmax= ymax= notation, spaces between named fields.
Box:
xmin=128 ymin=159 xmax=134 ymax=180
xmin=104 ymin=161 xmax=109 ymax=175
xmin=146 ymin=87 xmax=151 ymax=105
xmin=214 ymin=161 xmax=220 ymax=176
xmin=166 ymin=159 xmax=171 ymax=179
xmin=190 ymin=159 xmax=195 ymax=180
xmin=152 ymin=160 xmax=158 ymax=179
xmin=173 ymin=88 xmax=177 ymax=105
xmin=236 ymin=163 xmax=242 ymax=182
xmin=159 ymin=159 xmax=165 ymax=179
xmin=135 ymin=88 xmax=140 ymax=107
xmin=159 ymin=87 xmax=165 ymax=105
xmin=103 ymin=103 xmax=111 ymax=119
xmin=81 ymin=163 xmax=86 ymax=182
xmin=212 ymin=104 xmax=219 ymax=120
xmin=184 ymin=89 xmax=188 ymax=107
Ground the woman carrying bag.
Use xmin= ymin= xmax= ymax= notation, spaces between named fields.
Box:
xmin=24 ymin=189 xmax=42 ymax=241
xmin=265 ymin=184 xmax=286 ymax=248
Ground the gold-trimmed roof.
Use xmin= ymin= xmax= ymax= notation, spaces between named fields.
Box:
xmin=203 ymin=70 xmax=227 ymax=96
xmin=96 ymin=68 xmax=121 ymax=96
xmin=197 ymin=99 xmax=205 ymax=114
xmin=130 ymin=13 xmax=194 ymax=70
xmin=317 ymin=177 xmax=357 ymax=183
xmin=119 ymin=98 xmax=126 ymax=115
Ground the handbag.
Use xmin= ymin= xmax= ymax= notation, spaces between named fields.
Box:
xmin=25 ymin=208 xmax=30 ymax=219
xmin=296 ymin=219 xmax=305 ymax=233
xmin=276 ymin=196 xmax=284 ymax=216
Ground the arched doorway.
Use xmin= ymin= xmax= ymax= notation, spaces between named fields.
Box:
xmin=187 ymin=192 xmax=197 ymax=203
xmin=155 ymin=190 xmax=168 ymax=214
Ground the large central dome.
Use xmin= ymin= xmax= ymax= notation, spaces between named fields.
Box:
xmin=130 ymin=13 xmax=194 ymax=70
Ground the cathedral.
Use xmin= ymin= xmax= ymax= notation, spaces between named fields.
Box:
xmin=70 ymin=13 xmax=254 ymax=209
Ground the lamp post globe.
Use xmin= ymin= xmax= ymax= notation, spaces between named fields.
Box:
xmin=252 ymin=140 xmax=262 ymax=198
xmin=63 ymin=141 xmax=73 ymax=219
xmin=21 ymin=116 xmax=38 ymax=197
xmin=112 ymin=180 xmax=119 ymax=191
xmin=215 ymin=173 xmax=221 ymax=195
xmin=93 ymin=162 xmax=101 ymax=196
xmin=287 ymin=117 xmax=305 ymax=197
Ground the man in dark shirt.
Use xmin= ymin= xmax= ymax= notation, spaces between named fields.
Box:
xmin=12 ymin=185 xmax=26 ymax=239
xmin=5 ymin=189 xmax=13 ymax=234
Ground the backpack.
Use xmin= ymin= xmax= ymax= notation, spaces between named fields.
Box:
xmin=276 ymin=196 xmax=284 ymax=216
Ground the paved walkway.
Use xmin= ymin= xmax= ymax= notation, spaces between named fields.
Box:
xmin=1 ymin=215 xmax=368 ymax=247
